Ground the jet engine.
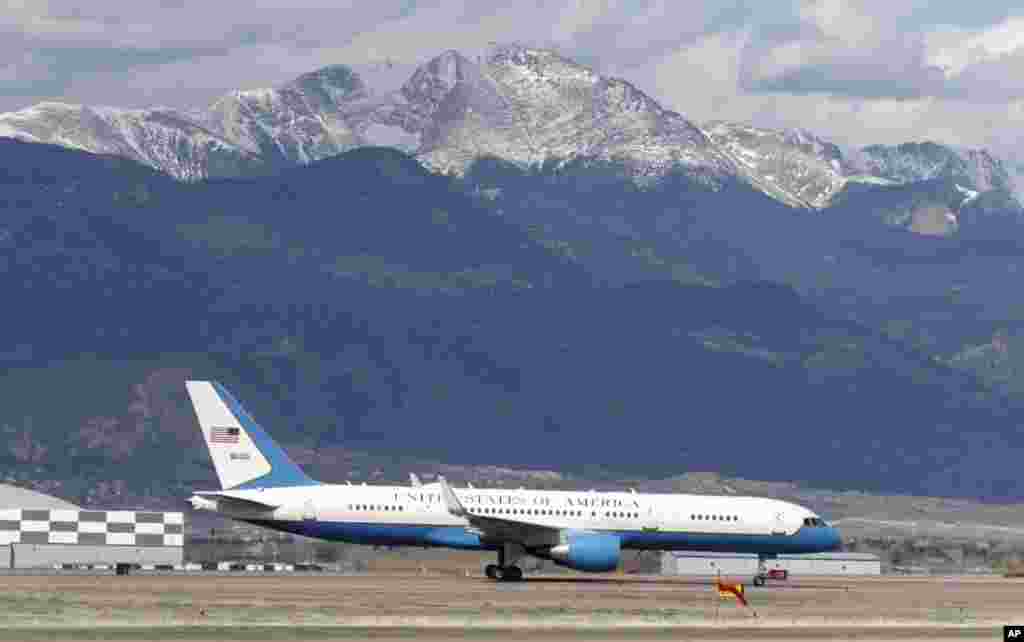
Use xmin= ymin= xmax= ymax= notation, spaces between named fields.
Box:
xmin=547 ymin=532 xmax=621 ymax=572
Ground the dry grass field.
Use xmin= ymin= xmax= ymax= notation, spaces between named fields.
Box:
xmin=0 ymin=570 xmax=1020 ymax=641
xmin=1008 ymin=559 xmax=1024 ymax=577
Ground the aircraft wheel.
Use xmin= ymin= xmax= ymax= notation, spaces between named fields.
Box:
xmin=485 ymin=564 xmax=498 ymax=579
xmin=504 ymin=566 xmax=523 ymax=582
xmin=753 ymin=575 xmax=766 ymax=587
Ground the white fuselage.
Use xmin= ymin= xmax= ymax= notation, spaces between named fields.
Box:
xmin=183 ymin=380 xmax=842 ymax=568
xmin=195 ymin=482 xmax=841 ymax=556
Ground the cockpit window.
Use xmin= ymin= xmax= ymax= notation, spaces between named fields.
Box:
xmin=803 ymin=517 xmax=828 ymax=527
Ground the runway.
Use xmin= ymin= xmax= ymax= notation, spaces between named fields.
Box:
xmin=0 ymin=572 xmax=1017 ymax=641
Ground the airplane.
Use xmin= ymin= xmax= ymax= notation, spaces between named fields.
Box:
xmin=184 ymin=380 xmax=841 ymax=584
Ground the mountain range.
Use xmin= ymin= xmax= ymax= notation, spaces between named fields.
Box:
xmin=3 ymin=45 xmax=1024 ymax=505
xmin=1 ymin=44 xmax=1019 ymax=229
xmin=2 ymin=137 xmax=1024 ymax=505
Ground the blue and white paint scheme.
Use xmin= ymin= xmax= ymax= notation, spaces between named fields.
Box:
xmin=185 ymin=380 xmax=841 ymax=583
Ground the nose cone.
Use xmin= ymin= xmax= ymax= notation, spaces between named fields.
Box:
xmin=794 ymin=524 xmax=842 ymax=553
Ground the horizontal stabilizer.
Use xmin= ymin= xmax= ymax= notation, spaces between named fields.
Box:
xmin=192 ymin=491 xmax=280 ymax=511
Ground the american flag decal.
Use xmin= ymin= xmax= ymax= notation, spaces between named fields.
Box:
xmin=210 ymin=426 xmax=241 ymax=444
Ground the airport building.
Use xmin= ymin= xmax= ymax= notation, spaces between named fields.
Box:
xmin=661 ymin=551 xmax=881 ymax=577
xmin=0 ymin=484 xmax=184 ymax=570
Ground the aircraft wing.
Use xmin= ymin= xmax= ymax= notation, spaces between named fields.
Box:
xmin=437 ymin=476 xmax=559 ymax=546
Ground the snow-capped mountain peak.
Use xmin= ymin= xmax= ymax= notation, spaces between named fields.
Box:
xmin=705 ymin=121 xmax=850 ymax=209
xmin=704 ymin=122 xmax=1018 ymax=211
xmin=0 ymin=45 xmax=738 ymax=184
xmin=0 ymin=101 xmax=260 ymax=180
xmin=849 ymin=142 xmax=1013 ymax=195
xmin=0 ymin=44 xmax=1016 ymax=213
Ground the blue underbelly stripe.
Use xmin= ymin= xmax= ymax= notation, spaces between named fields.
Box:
xmin=241 ymin=519 xmax=489 ymax=549
xmin=240 ymin=519 xmax=839 ymax=555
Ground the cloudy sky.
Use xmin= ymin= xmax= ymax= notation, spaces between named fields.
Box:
xmin=4 ymin=0 xmax=1024 ymax=161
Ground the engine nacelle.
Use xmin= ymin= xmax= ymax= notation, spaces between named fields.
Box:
xmin=548 ymin=532 xmax=621 ymax=573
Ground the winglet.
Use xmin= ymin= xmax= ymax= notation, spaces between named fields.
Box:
xmin=437 ymin=475 xmax=468 ymax=517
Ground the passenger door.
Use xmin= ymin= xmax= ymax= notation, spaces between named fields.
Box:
xmin=771 ymin=510 xmax=786 ymax=535
xmin=302 ymin=498 xmax=317 ymax=522
xmin=642 ymin=504 xmax=660 ymax=532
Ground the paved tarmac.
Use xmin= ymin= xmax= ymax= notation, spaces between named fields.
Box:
xmin=0 ymin=572 xmax=1018 ymax=641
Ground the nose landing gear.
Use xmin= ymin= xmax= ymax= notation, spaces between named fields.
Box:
xmin=752 ymin=554 xmax=772 ymax=587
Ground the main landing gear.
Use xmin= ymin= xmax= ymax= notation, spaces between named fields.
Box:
xmin=485 ymin=564 xmax=523 ymax=581
xmin=485 ymin=544 xmax=525 ymax=582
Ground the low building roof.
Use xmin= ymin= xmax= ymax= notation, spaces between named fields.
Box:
xmin=0 ymin=484 xmax=80 ymax=510
xmin=668 ymin=551 xmax=880 ymax=561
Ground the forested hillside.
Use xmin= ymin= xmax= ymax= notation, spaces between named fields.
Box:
xmin=1 ymin=140 xmax=1023 ymax=505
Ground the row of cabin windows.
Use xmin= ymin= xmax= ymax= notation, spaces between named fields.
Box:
xmin=345 ymin=504 xmax=741 ymax=523
xmin=343 ymin=505 xmax=641 ymax=519
xmin=477 ymin=508 xmax=641 ymax=519
xmin=478 ymin=507 xmax=584 ymax=517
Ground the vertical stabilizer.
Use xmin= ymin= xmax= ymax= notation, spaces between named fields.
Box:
xmin=185 ymin=380 xmax=318 ymax=490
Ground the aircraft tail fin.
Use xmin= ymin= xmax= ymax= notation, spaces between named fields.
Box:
xmin=184 ymin=380 xmax=319 ymax=490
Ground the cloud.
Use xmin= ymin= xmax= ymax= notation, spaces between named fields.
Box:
xmin=738 ymin=2 xmax=942 ymax=99
xmin=0 ymin=0 xmax=425 ymax=107
xmin=4 ymin=0 xmax=1024 ymax=166
xmin=2 ymin=1 xmax=778 ymax=109
xmin=18 ymin=1 xmax=413 ymax=48
xmin=737 ymin=2 xmax=1024 ymax=102
xmin=618 ymin=6 xmax=1024 ymax=168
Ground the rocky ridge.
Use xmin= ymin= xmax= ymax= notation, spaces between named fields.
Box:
xmin=705 ymin=122 xmax=1017 ymax=212
xmin=0 ymin=44 xmax=1018 ymax=215
xmin=0 ymin=102 xmax=264 ymax=180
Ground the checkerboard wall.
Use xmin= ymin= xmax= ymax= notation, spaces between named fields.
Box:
xmin=0 ymin=510 xmax=184 ymax=546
